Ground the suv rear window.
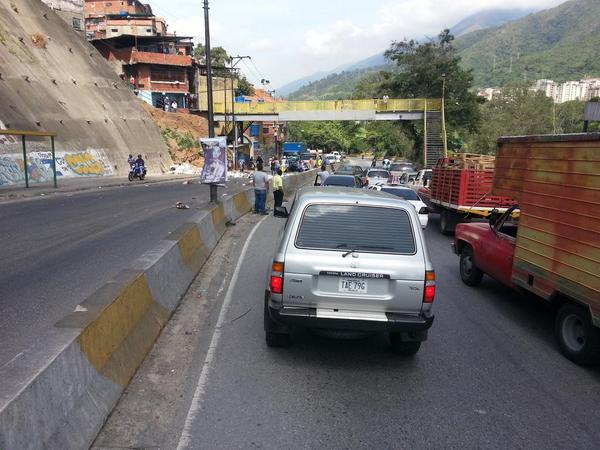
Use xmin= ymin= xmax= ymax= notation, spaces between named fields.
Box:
xmin=295 ymin=204 xmax=415 ymax=254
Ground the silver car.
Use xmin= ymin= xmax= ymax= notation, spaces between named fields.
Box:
xmin=265 ymin=187 xmax=436 ymax=355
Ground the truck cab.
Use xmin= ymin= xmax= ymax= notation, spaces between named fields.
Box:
xmin=453 ymin=207 xmax=519 ymax=288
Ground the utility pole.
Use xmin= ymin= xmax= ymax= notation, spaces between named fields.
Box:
xmin=203 ymin=0 xmax=217 ymax=203
xmin=229 ymin=55 xmax=250 ymax=169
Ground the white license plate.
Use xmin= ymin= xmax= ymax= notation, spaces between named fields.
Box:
xmin=338 ymin=278 xmax=368 ymax=293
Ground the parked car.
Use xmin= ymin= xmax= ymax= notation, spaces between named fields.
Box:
xmin=322 ymin=174 xmax=363 ymax=188
xmin=368 ymin=185 xmax=429 ymax=228
xmin=363 ymin=169 xmax=390 ymax=187
xmin=265 ymin=187 xmax=436 ymax=354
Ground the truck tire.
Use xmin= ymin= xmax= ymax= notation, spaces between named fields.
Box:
xmin=439 ymin=210 xmax=455 ymax=235
xmin=459 ymin=245 xmax=484 ymax=286
xmin=555 ymin=302 xmax=600 ymax=365
xmin=389 ymin=333 xmax=421 ymax=356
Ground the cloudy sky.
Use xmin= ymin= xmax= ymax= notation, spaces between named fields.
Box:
xmin=149 ymin=0 xmax=566 ymax=89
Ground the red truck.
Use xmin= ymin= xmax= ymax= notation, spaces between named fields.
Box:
xmin=453 ymin=134 xmax=600 ymax=365
xmin=418 ymin=155 xmax=515 ymax=234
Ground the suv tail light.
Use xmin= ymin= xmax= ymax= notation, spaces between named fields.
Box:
xmin=424 ymin=270 xmax=435 ymax=303
xmin=270 ymin=261 xmax=284 ymax=294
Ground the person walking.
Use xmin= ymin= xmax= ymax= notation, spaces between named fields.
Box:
xmin=314 ymin=164 xmax=329 ymax=186
xmin=272 ymin=168 xmax=284 ymax=208
xmin=253 ymin=162 xmax=269 ymax=215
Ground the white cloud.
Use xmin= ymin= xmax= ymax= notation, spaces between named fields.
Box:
xmin=301 ymin=0 xmax=565 ymax=61
xmin=248 ymin=38 xmax=275 ymax=51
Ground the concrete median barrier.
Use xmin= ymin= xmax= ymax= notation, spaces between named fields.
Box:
xmin=0 ymin=170 xmax=316 ymax=450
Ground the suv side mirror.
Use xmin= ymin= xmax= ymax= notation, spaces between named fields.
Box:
xmin=274 ymin=206 xmax=289 ymax=218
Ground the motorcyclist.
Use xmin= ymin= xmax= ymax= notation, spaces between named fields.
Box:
xmin=127 ymin=154 xmax=136 ymax=168
xmin=134 ymin=154 xmax=146 ymax=176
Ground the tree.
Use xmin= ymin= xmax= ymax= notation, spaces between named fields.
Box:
xmin=556 ymin=101 xmax=585 ymax=133
xmin=382 ymin=29 xmax=480 ymax=133
xmin=193 ymin=44 xmax=230 ymax=68
xmin=235 ymin=75 xmax=255 ymax=96
xmin=466 ymin=87 xmax=554 ymax=154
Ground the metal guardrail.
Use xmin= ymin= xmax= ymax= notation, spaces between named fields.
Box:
xmin=0 ymin=129 xmax=58 ymax=188
xmin=213 ymin=98 xmax=442 ymax=114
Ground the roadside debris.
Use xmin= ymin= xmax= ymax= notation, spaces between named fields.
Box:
xmin=175 ymin=201 xmax=190 ymax=209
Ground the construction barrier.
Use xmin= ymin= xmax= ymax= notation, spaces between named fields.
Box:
xmin=0 ymin=169 xmax=317 ymax=450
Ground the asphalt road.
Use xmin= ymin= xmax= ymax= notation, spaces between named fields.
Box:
xmin=95 ymin=195 xmax=600 ymax=449
xmin=0 ymin=178 xmax=247 ymax=367
xmin=175 ymin=215 xmax=600 ymax=449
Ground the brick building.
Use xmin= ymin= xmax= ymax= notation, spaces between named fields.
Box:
xmin=93 ymin=34 xmax=194 ymax=110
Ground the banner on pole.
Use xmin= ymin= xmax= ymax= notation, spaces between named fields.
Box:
xmin=200 ymin=136 xmax=228 ymax=184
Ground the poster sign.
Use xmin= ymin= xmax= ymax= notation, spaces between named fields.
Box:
xmin=200 ymin=137 xmax=228 ymax=184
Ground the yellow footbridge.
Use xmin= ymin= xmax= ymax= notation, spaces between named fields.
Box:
xmin=214 ymin=98 xmax=442 ymax=122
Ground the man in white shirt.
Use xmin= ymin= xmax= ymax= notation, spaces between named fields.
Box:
xmin=315 ymin=165 xmax=329 ymax=186
xmin=253 ymin=162 xmax=270 ymax=214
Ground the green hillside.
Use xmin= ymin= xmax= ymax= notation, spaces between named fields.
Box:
xmin=455 ymin=0 xmax=600 ymax=87
xmin=287 ymin=66 xmax=390 ymax=100
xmin=286 ymin=0 xmax=600 ymax=99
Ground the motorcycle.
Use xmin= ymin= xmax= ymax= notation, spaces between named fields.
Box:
xmin=128 ymin=163 xmax=146 ymax=181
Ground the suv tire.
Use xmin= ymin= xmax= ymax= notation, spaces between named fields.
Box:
xmin=460 ymin=245 xmax=483 ymax=286
xmin=266 ymin=331 xmax=291 ymax=347
xmin=390 ymin=334 xmax=421 ymax=356
xmin=555 ymin=302 xmax=600 ymax=366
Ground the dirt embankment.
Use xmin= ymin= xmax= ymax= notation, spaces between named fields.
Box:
xmin=142 ymin=103 xmax=209 ymax=167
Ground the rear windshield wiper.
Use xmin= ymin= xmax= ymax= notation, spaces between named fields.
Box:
xmin=335 ymin=243 xmax=357 ymax=258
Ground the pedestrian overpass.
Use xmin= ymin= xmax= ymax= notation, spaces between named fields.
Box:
xmin=213 ymin=98 xmax=447 ymax=168
xmin=214 ymin=98 xmax=441 ymax=122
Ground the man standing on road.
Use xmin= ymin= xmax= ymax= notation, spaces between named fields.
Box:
xmin=272 ymin=169 xmax=284 ymax=208
xmin=253 ymin=162 xmax=269 ymax=215
xmin=314 ymin=164 xmax=329 ymax=186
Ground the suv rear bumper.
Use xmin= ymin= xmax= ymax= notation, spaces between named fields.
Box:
xmin=268 ymin=304 xmax=434 ymax=334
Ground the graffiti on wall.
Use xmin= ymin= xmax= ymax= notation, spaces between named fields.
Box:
xmin=0 ymin=150 xmax=114 ymax=186
xmin=0 ymin=120 xmax=114 ymax=185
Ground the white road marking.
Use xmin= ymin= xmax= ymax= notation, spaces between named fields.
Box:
xmin=176 ymin=215 xmax=269 ymax=450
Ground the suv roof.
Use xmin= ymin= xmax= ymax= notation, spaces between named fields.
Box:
xmin=296 ymin=186 xmax=411 ymax=207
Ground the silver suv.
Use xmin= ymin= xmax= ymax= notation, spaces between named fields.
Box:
xmin=265 ymin=187 xmax=436 ymax=355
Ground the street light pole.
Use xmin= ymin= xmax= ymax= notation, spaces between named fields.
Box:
xmin=203 ymin=0 xmax=217 ymax=202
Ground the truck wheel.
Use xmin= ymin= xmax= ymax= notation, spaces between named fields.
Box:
xmin=390 ymin=333 xmax=421 ymax=356
xmin=555 ymin=303 xmax=600 ymax=365
xmin=439 ymin=210 xmax=455 ymax=235
xmin=460 ymin=245 xmax=483 ymax=286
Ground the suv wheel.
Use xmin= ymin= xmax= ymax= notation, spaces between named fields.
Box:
xmin=390 ymin=334 xmax=421 ymax=356
xmin=555 ymin=303 xmax=600 ymax=365
xmin=460 ymin=245 xmax=483 ymax=286
xmin=266 ymin=331 xmax=291 ymax=347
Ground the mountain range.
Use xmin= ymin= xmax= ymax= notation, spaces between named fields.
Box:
xmin=282 ymin=0 xmax=600 ymax=99
xmin=277 ymin=6 xmax=539 ymax=97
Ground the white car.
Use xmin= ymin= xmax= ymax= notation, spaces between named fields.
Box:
xmin=368 ymin=184 xmax=429 ymax=228
xmin=331 ymin=151 xmax=342 ymax=162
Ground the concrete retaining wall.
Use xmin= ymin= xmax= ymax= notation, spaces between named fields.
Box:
xmin=0 ymin=0 xmax=172 ymax=184
xmin=0 ymin=169 xmax=316 ymax=450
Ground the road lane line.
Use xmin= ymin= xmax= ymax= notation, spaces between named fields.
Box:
xmin=176 ymin=215 xmax=269 ymax=450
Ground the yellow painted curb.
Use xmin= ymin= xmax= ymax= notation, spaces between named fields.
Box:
xmin=77 ymin=274 xmax=167 ymax=387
